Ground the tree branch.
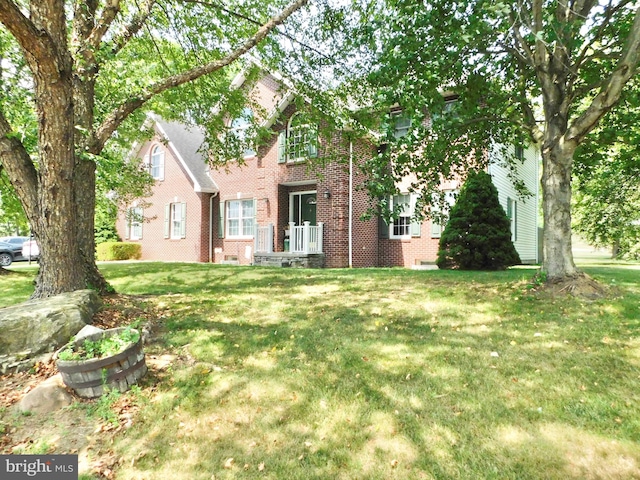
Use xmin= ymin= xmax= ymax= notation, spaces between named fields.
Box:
xmin=109 ymin=0 xmax=156 ymax=56
xmin=181 ymin=0 xmax=335 ymax=64
xmin=93 ymin=0 xmax=308 ymax=151
xmin=0 ymin=111 xmax=39 ymax=222
xmin=567 ymin=6 xmax=640 ymax=144
xmin=88 ymin=0 xmax=122 ymax=50
xmin=573 ymin=1 xmax=624 ymax=74
xmin=0 ymin=0 xmax=55 ymax=67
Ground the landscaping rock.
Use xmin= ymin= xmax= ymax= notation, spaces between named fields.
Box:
xmin=75 ymin=324 xmax=104 ymax=341
xmin=18 ymin=374 xmax=73 ymax=414
xmin=0 ymin=290 xmax=101 ymax=373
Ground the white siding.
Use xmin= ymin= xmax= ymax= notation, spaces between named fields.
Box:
xmin=488 ymin=143 xmax=540 ymax=264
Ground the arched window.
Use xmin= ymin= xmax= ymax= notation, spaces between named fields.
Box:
xmin=277 ymin=112 xmax=318 ymax=163
xmin=230 ymin=108 xmax=256 ymax=158
xmin=150 ymin=145 xmax=165 ymax=180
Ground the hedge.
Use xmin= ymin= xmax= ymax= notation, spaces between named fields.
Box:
xmin=96 ymin=242 xmax=142 ymax=261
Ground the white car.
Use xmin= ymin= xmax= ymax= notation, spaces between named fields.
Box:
xmin=21 ymin=239 xmax=40 ymax=261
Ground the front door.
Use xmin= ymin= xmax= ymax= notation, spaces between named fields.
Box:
xmin=291 ymin=191 xmax=317 ymax=225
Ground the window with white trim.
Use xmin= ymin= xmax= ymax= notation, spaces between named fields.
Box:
xmin=430 ymin=98 xmax=459 ymax=127
xmin=390 ymin=194 xmax=413 ymax=238
xmin=230 ymin=108 xmax=256 ymax=158
xmin=171 ymin=204 xmax=184 ymax=238
xmin=126 ymin=207 xmax=143 ymax=240
xmin=227 ymin=199 xmax=255 ymax=238
xmin=277 ymin=113 xmax=318 ymax=163
xmin=150 ymin=145 xmax=165 ymax=180
xmin=164 ymin=202 xmax=186 ymax=239
xmin=391 ymin=111 xmax=411 ymax=139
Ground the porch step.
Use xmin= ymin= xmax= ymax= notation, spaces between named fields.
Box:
xmin=253 ymin=252 xmax=325 ymax=268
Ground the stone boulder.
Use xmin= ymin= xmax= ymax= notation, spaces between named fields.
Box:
xmin=18 ymin=374 xmax=74 ymax=414
xmin=0 ymin=289 xmax=101 ymax=373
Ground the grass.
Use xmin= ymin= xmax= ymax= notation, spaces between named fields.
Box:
xmin=2 ymin=261 xmax=640 ymax=479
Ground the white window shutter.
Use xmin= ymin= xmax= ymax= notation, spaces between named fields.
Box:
xmin=308 ymin=125 xmax=318 ymax=158
xmin=164 ymin=204 xmax=170 ymax=238
xmin=410 ymin=194 xmax=420 ymax=237
xmin=125 ymin=210 xmax=131 ymax=240
xmin=277 ymin=131 xmax=287 ymax=163
xmin=218 ymin=201 xmax=225 ymax=238
xmin=431 ymin=220 xmax=442 ymax=238
xmin=180 ymin=203 xmax=187 ymax=238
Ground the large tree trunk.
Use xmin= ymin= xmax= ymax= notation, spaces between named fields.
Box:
xmin=541 ymin=143 xmax=579 ymax=282
xmin=25 ymin=0 xmax=85 ymax=298
xmin=31 ymin=73 xmax=85 ymax=297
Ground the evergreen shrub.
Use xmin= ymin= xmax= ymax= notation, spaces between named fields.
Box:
xmin=436 ymin=170 xmax=521 ymax=270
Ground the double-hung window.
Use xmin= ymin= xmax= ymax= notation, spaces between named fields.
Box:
xmin=164 ymin=202 xmax=186 ymax=239
xmin=390 ymin=194 xmax=412 ymax=238
xmin=149 ymin=145 xmax=165 ymax=180
xmin=391 ymin=111 xmax=411 ymax=139
xmin=227 ymin=199 xmax=255 ymax=238
xmin=379 ymin=193 xmax=421 ymax=239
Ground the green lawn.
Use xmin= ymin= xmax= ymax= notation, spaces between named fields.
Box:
xmin=2 ymin=262 xmax=639 ymax=479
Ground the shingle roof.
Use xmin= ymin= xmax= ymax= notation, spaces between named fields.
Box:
xmin=154 ymin=117 xmax=219 ymax=193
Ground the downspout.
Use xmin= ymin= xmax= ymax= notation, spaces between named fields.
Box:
xmin=209 ymin=192 xmax=219 ymax=263
xmin=349 ymin=140 xmax=353 ymax=268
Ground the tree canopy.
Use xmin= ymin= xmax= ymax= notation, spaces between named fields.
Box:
xmin=573 ymin=81 xmax=640 ymax=259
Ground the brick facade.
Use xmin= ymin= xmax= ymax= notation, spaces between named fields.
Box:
xmin=116 ymin=128 xmax=213 ymax=262
xmin=118 ymin=74 xmax=536 ymax=268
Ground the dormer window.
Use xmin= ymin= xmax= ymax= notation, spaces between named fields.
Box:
xmin=277 ymin=112 xmax=318 ymax=163
xmin=150 ymin=145 xmax=165 ymax=180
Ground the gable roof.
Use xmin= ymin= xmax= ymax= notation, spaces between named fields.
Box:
xmin=153 ymin=116 xmax=219 ymax=194
xmin=229 ymin=68 xmax=295 ymax=130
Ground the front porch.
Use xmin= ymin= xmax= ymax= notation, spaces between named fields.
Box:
xmin=254 ymin=222 xmax=325 ymax=268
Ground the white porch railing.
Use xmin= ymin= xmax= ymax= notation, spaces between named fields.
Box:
xmin=255 ymin=223 xmax=274 ymax=253
xmin=289 ymin=221 xmax=324 ymax=254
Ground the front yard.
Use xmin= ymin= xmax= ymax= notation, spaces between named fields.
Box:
xmin=1 ymin=262 xmax=639 ymax=479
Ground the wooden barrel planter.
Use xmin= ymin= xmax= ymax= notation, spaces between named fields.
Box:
xmin=56 ymin=327 xmax=147 ymax=399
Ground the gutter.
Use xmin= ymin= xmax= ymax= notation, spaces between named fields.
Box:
xmin=209 ymin=192 xmax=219 ymax=263
xmin=349 ymin=140 xmax=353 ymax=268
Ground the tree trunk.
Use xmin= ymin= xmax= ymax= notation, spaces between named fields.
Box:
xmin=75 ymin=158 xmax=112 ymax=293
xmin=31 ymin=78 xmax=85 ymax=298
xmin=541 ymin=143 xmax=580 ymax=282
xmin=612 ymin=240 xmax=620 ymax=259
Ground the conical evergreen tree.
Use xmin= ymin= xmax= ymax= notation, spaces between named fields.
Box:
xmin=437 ymin=170 xmax=521 ymax=270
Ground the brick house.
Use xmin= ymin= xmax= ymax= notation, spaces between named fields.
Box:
xmin=117 ymin=73 xmax=539 ymax=267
